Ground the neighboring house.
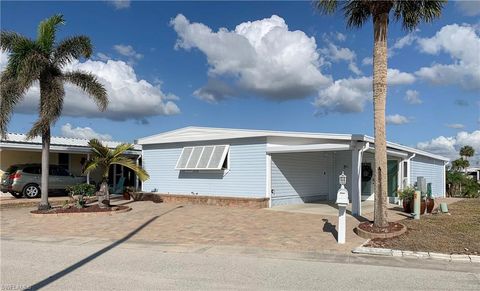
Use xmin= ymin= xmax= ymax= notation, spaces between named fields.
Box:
xmin=466 ymin=167 xmax=480 ymax=183
xmin=0 ymin=133 xmax=142 ymax=189
xmin=137 ymin=127 xmax=449 ymax=215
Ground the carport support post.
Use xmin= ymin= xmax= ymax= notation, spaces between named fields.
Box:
xmin=351 ymin=146 xmax=362 ymax=216
xmin=86 ymin=153 xmax=90 ymax=184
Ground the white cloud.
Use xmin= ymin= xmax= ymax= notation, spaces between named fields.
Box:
xmin=61 ymin=123 xmax=112 ymax=141
xmin=386 ymin=114 xmax=411 ymax=125
xmin=456 ymin=1 xmax=480 ymax=16
xmin=392 ymin=32 xmax=418 ymax=50
xmin=418 ymin=130 xmax=480 ymax=165
xmin=415 ymin=24 xmax=480 ymax=91
xmin=361 ymin=57 xmax=372 ymax=66
xmin=314 ymin=76 xmax=371 ymax=115
xmin=336 ymin=32 xmax=346 ymax=42
xmin=314 ymin=68 xmax=415 ymax=114
xmin=387 ymin=68 xmax=416 ymax=85
xmin=321 ymin=42 xmax=362 ymax=75
xmin=96 ymin=52 xmax=111 ymax=62
xmin=404 ymin=89 xmax=422 ymax=105
xmin=446 ymin=123 xmax=465 ymax=129
xmin=113 ymin=44 xmax=143 ymax=64
xmin=108 ymin=0 xmax=130 ymax=10
xmin=171 ymin=14 xmax=331 ymax=102
xmin=0 ymin=50 xmax=180 ymax=122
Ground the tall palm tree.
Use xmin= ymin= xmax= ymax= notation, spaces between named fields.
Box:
xmin=460 ymin=145 xmax=474 ymax=161
xmin=314 ymin=0 xmax=445 ymax=228
xmin=0 ymin=14 xmax=108 ymax=210
xmin=83 ymin=139 xmax=149 ymax=208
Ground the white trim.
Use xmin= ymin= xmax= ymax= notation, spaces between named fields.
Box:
xmin=352 ymin=142 xmax=370 ymax=216
xmin=266 ymin=154 xmax=272 ymax=208
xmin=266 ymin=143 xmax=350 ymax=154
xmin=0 ymin=142 xmax=140 ymax=155
xmin=405 ymin=153 xmax=416 ymax=187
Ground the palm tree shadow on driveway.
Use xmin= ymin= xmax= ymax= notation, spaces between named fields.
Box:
xmin=27 ymin=205 xmax=183 ymax=290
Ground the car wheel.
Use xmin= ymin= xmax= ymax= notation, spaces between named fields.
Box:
xmin=23 ymin=184 xmax=41 ymax=199
xmin=11 ymin=192 xmax=23 ymax=199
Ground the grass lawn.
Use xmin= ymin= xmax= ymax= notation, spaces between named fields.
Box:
xmin=366 ymin=199 xmax=480 ymax=255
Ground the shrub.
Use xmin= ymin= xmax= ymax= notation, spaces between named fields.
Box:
xmin=66 ymin=183 xmax=96 ymax=197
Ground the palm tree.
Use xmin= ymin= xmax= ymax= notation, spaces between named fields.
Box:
xmin=0 ymin=14 xmax=108 ymax=210
xmin=83 ymin=139 xmax=149 ymax=208
xmin=314 ymin=0 xmax=445 ymax=228
xmin=460 ymin=145 xmax=474 ymax=161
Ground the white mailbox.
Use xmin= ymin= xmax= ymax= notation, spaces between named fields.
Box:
xmin=335 ymin=171 xmax=349 ymax=206
xmin=336 ymin=188 xmax=349 ymax=205
xmin=336 ymin=171 xmax=349 ymax=244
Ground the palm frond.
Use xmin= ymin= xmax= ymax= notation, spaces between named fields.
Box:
xmin=313 ymin=0 xmax=338 ymax=15
xmin=393 ymin=0 xmax=446 ymax=31
xmin=112 ymin=157 xmax=150 ymax=182
xmin=112 ymin=143 xmax=134 ymax=158
xmin=0 ymin=73 xmax=30 ymax=138
xmin=344 ymin=0 xmax=373 ymax=29
xmin=0 ymin=31 xmax=33 ymax=52
xmin=37 ymin=14 xmax=65 ymax=53
xmin=27 ymin=76 xmax=65 ymax=138
xmin=54 ymin=36 xmax=92 ymax=66
xmin=82 ymin=156 xmax=101 ymax=175
xmin=88 ymin=139 xmax=111 ymax=158
xmin=62 ymin=71 xmax=108 ymax=111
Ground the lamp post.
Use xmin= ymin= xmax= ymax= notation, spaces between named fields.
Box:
xmin=336 ymin=171 xmax=349 ymax=244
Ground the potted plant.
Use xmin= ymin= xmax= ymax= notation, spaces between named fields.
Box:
xmin=398 ymin=186 xmax=415 ymax=213
xmin=123 ymin=186 xmax=134 ymax=200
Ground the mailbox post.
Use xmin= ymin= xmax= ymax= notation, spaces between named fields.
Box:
xmin=336 ymin=172 xmax=349 ymax=244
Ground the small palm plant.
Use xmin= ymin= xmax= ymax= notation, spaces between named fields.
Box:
xmin=83 ymin=139 xmax=149 ymax=208
xmin=1 ymin=14 xmax=108 ymax=210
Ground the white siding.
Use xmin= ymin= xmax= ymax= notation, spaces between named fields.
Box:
xmin=271 ymin=152 xmax=334 ymax=206
xmin=142 ymin=138 xmax=266 ymax=198
xmin=410 ymin=155 xmax=445 ymax=197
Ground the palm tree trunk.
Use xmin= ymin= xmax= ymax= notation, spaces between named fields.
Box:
xmin=372 ymin=11 xmax=389 ymax=228
xmin=98 ymin=179 xmax=110 ymax=208
xmin=38 ymin=127 xmax=51 ymax=210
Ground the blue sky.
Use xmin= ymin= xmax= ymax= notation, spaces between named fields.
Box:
xmin=1 ymin=1 xmax=479 ymax=162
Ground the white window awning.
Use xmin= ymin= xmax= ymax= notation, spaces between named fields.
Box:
xmin=176 ymin=145 xmax=229 ymax=170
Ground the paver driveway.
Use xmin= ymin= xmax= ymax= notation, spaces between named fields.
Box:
xmin=0 ymin=201 xmax=368 ymax=253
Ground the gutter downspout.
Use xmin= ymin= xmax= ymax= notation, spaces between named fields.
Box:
xmin=405 ymin=153 xmax=416 ymax=188
xmin=353 ymin=142 xmax=369 ymax=216
xmin=135 ymin=154 xmax=142 ymax=191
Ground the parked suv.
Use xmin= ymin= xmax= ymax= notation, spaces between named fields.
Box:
xmin=1 ymin=164 xmax=86 ymax=198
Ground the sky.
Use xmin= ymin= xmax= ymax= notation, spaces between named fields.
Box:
xmin=1 ymin=0 xmax=479 ymax=164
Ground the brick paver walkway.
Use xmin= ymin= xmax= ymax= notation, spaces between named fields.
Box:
xmin=1 ymin=201 xmax=369 ymax=254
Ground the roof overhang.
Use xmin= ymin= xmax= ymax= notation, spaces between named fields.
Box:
xmin=0 ymin=142 xmax=140 ymax=155
xmin=267 ymin=143 xmax=351 ymax=154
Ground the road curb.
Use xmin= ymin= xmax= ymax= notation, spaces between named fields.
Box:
xmin=352 ymin=246 xmax=480 ymax=263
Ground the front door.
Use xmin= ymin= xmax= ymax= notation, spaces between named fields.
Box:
xmin=387 ymin=160 xmax=399 ymax=197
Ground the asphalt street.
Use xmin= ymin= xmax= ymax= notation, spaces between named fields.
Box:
xmin=1 ymin=238 xmax=479 ymax=290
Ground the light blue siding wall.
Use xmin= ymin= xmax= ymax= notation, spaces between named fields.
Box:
xmin=410 ymin=155 xmax=445 ymax=197
xmin=142 ymin=137 xmax=266 ymax=198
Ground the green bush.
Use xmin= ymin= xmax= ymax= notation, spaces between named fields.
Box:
xmin=66 ymin=183 xmax=96 ymax=197
xmin=398 ymin=186 xmax=415 ymax=201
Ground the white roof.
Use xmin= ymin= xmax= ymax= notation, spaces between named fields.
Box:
xmin=137 ymin=126 xmax=354 ymax=145
xmin=1 ymin=133 xmax=141 ymax=152
xmin=137 ymin=126 xmax=449 ymax=162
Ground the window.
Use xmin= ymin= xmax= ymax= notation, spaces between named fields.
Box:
xmin=58 ymin=153 xmax=69 ymax=170
xmin=22 ymin=166 xmax=41 ymax=174
xmin=175 ymin=145 xmax=230 ymax=170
